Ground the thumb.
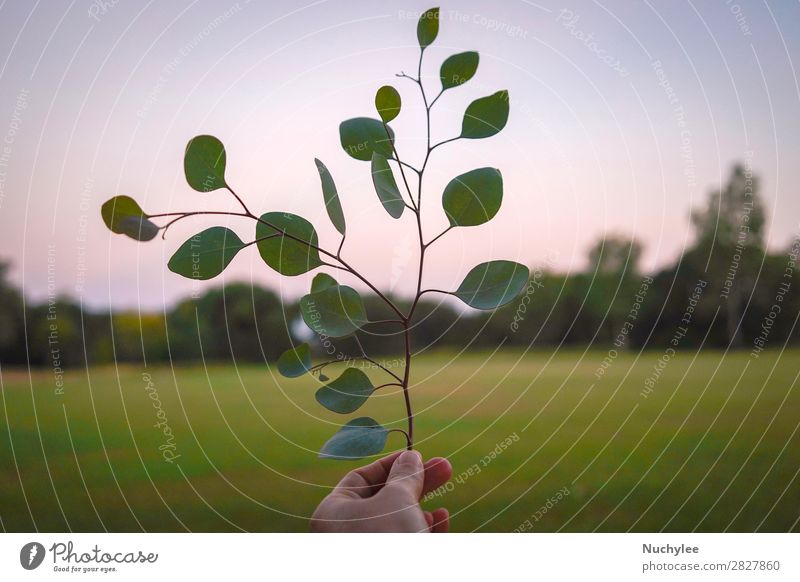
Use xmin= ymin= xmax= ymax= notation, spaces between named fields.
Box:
xmin=384 ymin=450 xmax=424 ymax=499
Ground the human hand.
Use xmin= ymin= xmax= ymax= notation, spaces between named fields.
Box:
xmin=311 ymin=450 xmax=452 ymax=533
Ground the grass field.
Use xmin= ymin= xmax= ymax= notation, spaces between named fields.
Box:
xmin=1 ymin=349 xmax=799 ymax=532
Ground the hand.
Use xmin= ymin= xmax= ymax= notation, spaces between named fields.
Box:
xmin=311 ymin=450 xmax=452 ymax=533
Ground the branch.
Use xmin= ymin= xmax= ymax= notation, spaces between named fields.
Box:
xmin=382 ymin=122 xmax=418 ymax=212
xmin=424 ymin=225 xmax=453 ymax=249
xmin=387 ymin=428 xmax=412 ymax=448
xmin=430 ymin=136 xmax=461 ymax=152
xmin=395 ymin=71 xmax=419 ymax=84
xmin=363 ymin=319 xmax=406 ymax=326
xmin=152 ymin=185 xmax=406 ymax=320
xmin=391 ymin=157 xmax=421 ymax=175
xmin=226 ymin=184 xmax=250 ymax=214
xmin=353 ymin=334 xmax=403 ymax=383
xmin=418 ymin=288 xmax=451 ymax=298
xmin=429 ymin=88 xmax=444 ymax=108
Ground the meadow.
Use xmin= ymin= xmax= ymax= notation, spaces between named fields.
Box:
xmin=1 ymin=348 xmax=798 ymax=532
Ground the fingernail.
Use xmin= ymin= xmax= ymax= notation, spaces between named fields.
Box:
xmin=398 ymin=450 xmax=422 ymax=467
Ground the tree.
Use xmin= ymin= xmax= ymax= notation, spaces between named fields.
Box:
xmin=0 ymin=261 xmax=24 ymax=363
xmin=584 ymin=235 xmax=644 ymax=346
xmin=689 ymin=163 xmax=767 ymax=346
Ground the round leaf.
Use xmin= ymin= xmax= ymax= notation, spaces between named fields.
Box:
xmin=375 ymin=85 xmax=401 ymax=123
xmin=311 ymin=273 xmax=338 ymax=293
xmin=319 ymin=417 xmax=388 ymax=460
xmin=184 ymin=135 xmax=227 ymax=192
xmin=277 ymin=343 xmax=312 ymax=378
xmin=442 ymin=167 xmax=503 ymax=227
xmin=461 ymin=90 xmax=509 ymax=139
xmin=370 ymin=153 xmax=405 ymax=219
xmin=300 ymin=284 xmax=369 ymax=338
xmin=256 ymin=212 xmax=323 ymax=276
xmin=168 ymin=227 xmax=246 ymax=280
xmin=417 ymin=7 xmax=440 ymax=49
xmin=101 ymin=196 xmax=159 ymax=241
xmin=315 ymin=368 xmax=375 ymax=414
xmin=440 ymin=51 xmax=479 ymax=91
xmin=339 ymin=117 xmax=395 ymax=161
xmin=453 ymin=260 xmax=529 ymax=310
xmin=314 ymin=159 xmax=346 ymax=235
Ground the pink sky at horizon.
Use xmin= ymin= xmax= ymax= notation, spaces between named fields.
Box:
xmin=0 ymin=0 xmax=798 ymax=311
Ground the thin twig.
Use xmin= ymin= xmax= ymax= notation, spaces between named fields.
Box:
xmin=387 ymin=428 xmax=412 ymax=448
xmin=354 ymin=334 xmax=404 ymax=382
xmin=391 ymin=157 xmax=421 ymax=175
xmin=425 ymin=225 xmax=453 ymax=249
xmin=383 ymin=122 xmax=418 ymax=211
xmin=363 ymin=319 xmax=406 ymax=326
xmin=430 ymin=136 xmax=460 ymax=151
xmin=418 ymin=288 xmax=451 ymax=297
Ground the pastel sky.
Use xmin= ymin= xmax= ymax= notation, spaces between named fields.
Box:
xmin=0 ymin=0 xmax=798 ymax=310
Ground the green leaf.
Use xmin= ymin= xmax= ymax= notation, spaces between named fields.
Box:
xmin=375 ymin=85 xmax=401 ymax=123
xmin=319 ymin=417 xmax=388 ymax=460
xmin=184 ymin=135 xmax=227 ymax=192
xmin=277 ymin=343 xmax=312 ymax=378
xmin=300 ymin=284 xmax=369 ymax=338
xmin=315 ymin=368 xmax=375 ymax=414
xmin=417 ymin=7 xmax=440 ymax=49
xmin=461 ymin=90 xmax=510 ymax=139
xmin=256 ymin=212 xmax=323 ymax=276
xmin=453 ymin=260 xmax=529 ymax=310
xmin=168 ymin=227 xmax=246 ymax=280
xmin=370 ymin=153 xmax=405 ymax=219
xmin=311 ymin=273 xmax=338 ymax=293
xmin=440 ymin=51 xmax=479 ymax=90
xmin=314 ymin=159 xmax=346 ymax=236
xmin=101 ymin=196 xmax=159 ymax=241
xmin=442 ymin=167 xmax=503 ymax=227
xmin=339 ymin=118 xmax=395 ymax=161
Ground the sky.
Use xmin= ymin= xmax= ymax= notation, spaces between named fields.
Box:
xmin=0 ymin=0 xmax=798 ymax=310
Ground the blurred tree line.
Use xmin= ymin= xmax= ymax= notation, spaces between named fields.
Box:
xmin=2 ymin=163 xmax=799 ymax=369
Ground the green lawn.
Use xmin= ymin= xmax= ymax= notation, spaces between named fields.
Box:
xmin=1 ymin=349 xmax=798 ymax=532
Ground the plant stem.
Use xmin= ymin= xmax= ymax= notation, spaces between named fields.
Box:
xmin=387 ymin=428 xmax=412 ymax=448
xmin=400 ymin=321 xmax=414 ymax=450
xmin=155 ymin=46 xmax=462 ymax=454
xmin=394 ymin=47 xmax=440 ymax=450
xmin=383 ymin=123 xmax=417 ymax=211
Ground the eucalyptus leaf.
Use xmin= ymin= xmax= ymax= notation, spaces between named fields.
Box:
xmin=314 ymin=159 xmax=346 ymax=235
xmin=311 ymin=273 xmax=338 ymax=293
xmin=339 ymin=117 xmax=395 ymax=161
xmin=440 ymin=51 xmax=479 ymax=90
xmin=101 ymin=196 xmax=159 ymax=241
xmin=371 ymin=153 xmax=405 ymax=219
xmin=442 ymin=167 xmax=503 ymax=227
xmin=277 ymin=343 xmax=312 ymax=378
xmin=375 ymin=85 xmax=401 ymax=123
xmin=319 ymin=417 xmax=388 ymax=460
xmin=417 ymin=7 xmax=440 ymax=49
xmin=256 ymin=212 xmax=323 ymax=276
xmin=300 ymin=284 xmax=369 ymax=337
xmin=461 ymin=90 xmax=509 ymax=139
xmin=453 ymin=260 xmax=529 ymax=309
xmin=168 ymin=227 xmax=246 ymax=280
xmin=315 ymin=368 xmax=375 ymax=414
xmin=184 ymin=135 xmax=227 ymax=192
